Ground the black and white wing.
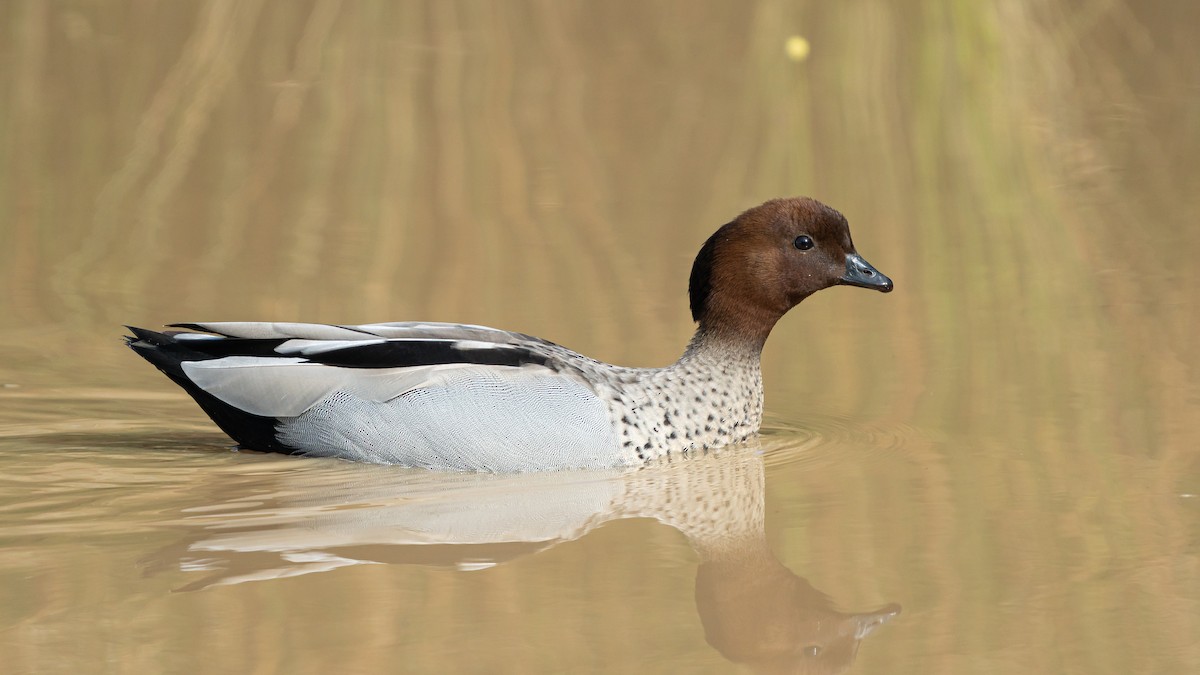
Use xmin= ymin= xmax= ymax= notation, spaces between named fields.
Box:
xmin=126 ymin=322 xmax=620 ymax=470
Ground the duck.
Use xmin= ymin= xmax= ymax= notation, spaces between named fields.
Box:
xmin=126 ymin=197 xmax=892 ymax=471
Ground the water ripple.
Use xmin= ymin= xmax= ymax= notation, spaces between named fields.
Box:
xmin=758 ymin=411 xmax=928 ymax=470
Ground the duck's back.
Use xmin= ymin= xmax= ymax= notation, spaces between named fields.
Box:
xmin=126 ymin=322 xmax=623 ymax=471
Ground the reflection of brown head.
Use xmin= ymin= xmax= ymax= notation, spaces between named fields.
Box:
xmin=696 ymin=555 xmax=900 ymax=675
xmin=628 ymin=448 xmax=900 ymax=674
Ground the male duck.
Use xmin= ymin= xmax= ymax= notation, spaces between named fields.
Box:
xmin=127 ymin=197 xmax=892 ymax=471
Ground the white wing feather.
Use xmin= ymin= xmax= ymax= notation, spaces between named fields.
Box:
xmin=183 ymin=321 xmax=535 ymax=344
xmin=172 ymin=323 xmax=620 ymax=470
xmin=181 ymin=357 xmax=484 ymax=417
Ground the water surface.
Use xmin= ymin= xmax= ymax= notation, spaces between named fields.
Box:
xmin=1 ymin=1 xmax=1198 ymax=673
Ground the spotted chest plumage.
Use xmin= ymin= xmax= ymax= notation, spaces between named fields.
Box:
xmin=532 ymin=338 xmax=765 ymax=463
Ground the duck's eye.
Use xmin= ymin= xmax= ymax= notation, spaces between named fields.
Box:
xmin=794 ymin=235 xmax=814 ymax=251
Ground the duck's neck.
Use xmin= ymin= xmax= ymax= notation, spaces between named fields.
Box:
xmin=678 ymin=324 xmax=768 ymax=367
xmin=690 ymin=294 xmax=787 ymax=354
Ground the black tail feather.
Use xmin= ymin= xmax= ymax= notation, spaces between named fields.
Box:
xmin=125 ymin=326 xmax=299 ymax=454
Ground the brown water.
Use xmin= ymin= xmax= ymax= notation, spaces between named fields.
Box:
xmin=2 ymin=2 xmax=1199 ymax=673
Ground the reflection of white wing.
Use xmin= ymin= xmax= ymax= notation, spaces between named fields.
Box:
xmin=190 ymin=471 xmax=624 ymax=549
xmin=146 ymin=444 xmax=774 ymax=590
xmin=159 ymin=465 xmax=628 ymax=588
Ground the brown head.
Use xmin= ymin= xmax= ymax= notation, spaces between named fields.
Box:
xmin=688 ymin=197 xmax=892 ymax=345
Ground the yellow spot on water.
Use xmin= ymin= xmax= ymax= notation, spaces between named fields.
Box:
xmin=785 ymin=36 xmax=810 ymax=62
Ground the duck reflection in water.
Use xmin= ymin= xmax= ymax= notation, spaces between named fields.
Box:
xmin=144 ymin=442 xmax=899 ymax=673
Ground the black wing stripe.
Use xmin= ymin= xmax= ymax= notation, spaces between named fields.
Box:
xmin=333 ymin=324 xmax=387 ymax=336
xmin=300 ymin=340 xmax=555 ymax=369
xmin=154 ymin=329 xmax=555 ymax=370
